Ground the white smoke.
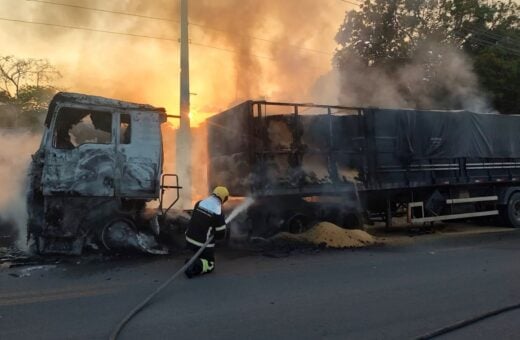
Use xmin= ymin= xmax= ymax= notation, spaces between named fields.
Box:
xmin=0 ymin=130 xmax=41 ymax=250
xmin=313 ymin=42 xmax=493 ymax=113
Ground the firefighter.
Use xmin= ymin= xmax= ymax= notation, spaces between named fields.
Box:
xmin=184 ymin=186 xmax=229 ymax=278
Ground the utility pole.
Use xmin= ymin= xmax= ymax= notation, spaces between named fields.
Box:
xmin=177 ymin=0 xmax=192 ymax=208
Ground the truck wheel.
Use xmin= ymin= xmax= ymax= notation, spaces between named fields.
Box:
xmin=100 ymin=219 xmax=138 ymax=251
xmin=503 ymin=192 xmax=520 ymax=228
xmin=341 ymin=212 xmax=364 ymax=230
xmin=285 ymin=213 xmax=312 ymax=234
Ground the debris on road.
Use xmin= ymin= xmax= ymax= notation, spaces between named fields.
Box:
xmin=0 ymin=247 xmax=40 ymax=269
xmin=8 ymin=265 xmax=57 ymax=278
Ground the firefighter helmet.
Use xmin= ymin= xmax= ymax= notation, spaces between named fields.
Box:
xmin=213 ymin=186 xmax=229 ymax=203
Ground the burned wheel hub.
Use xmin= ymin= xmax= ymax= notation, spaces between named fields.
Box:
xmin=101 ymin=219 xmax=137 ymax=251
xmin=285 ymin=213 xmax=312 ymax=234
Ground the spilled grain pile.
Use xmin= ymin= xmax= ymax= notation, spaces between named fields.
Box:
xmin=275 ymin=222 xmax=377 ymax=248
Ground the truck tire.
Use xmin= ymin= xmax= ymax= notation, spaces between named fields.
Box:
xmin=285 ymin=213 xmax=312 ymax=234
xmin=341 ymin=212 xmax=364 ymax=230
xmin=502 ymin=192 xmax=520 ymax=228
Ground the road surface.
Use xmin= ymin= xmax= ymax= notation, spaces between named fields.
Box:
xmin=1 ymin=229 xmax=520 ymax=340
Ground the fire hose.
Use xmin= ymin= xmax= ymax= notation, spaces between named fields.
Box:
xmin=415 ymin=301 xmax=520 ymax=339
xmin=109 ymin=235 xmax=214 ymax=340
xmin=109 ymin=198 xmax=254 ymax=339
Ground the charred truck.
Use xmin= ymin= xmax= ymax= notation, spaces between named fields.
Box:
xmin=208 ymin=101 xmax=520 ymax=236
xmin=28 ymin=95 xmax=520 ymax=254
xmin=27 ymin=93 xmax=181 ymax=255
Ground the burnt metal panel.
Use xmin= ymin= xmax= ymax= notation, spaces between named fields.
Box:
xmin=117 ymin=111 xmax=162 ymax=198
xmin=45 ymin=92 xmax=165 ymax=128
xmin=42 ymin=146 xmax=116 ymax=196
xmin=42 ymin=98 xmax=163 ymax=199
xmin=207 ymin=101 xmax=362 ymax=197
xmin=207 ymin=101 xmax=253 ymax=196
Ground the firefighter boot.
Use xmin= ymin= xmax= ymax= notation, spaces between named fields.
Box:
xmin=184 ymin=258 xmax=203 ymax=279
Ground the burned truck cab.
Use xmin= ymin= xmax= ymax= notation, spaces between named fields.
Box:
xmin=27 ymin=92 xmax=168 ymax=254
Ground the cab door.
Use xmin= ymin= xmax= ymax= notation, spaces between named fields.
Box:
xmin=116 ymin=111 xmax=162 ymax=198
xmin=42 ymin=106 xmax=116 ymax=197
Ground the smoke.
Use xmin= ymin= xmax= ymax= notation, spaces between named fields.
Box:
xmin=2 ymin=0 xmax=347 ymax=117
xmin=187 ymin=0 xmax=338 ymax=106
xmin=0 ymin=130 xmax=40 ymax=250
xmin=334 ymin=41 xmax=492 ymax=113
xmin=2 ymin=0 xmax=347 ymax=206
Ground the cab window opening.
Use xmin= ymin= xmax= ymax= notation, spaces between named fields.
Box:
xmin=53 ymin=107 xmax=112 ymax=149
xmin=120 ymin=114 xmax=132 ymax=144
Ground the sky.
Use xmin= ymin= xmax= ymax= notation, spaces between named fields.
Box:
xmin=0 ymin=0 xmax=352 ymax=125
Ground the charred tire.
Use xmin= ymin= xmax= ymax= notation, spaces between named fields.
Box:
xmin=100 ymin=218 xmax=138 ymax=251
xmin=341 ymin=212 xmax=364 ymax=230
xmin=501 ymin=192 xmax=520 ymax=228
xmin=285 ymin=213 xmax=312 ymax=234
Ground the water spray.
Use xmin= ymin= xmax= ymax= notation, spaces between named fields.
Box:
xmin=226 ymin=197 xmax=255 ymax=224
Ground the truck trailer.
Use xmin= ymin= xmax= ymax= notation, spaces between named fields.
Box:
xmin=207 ymin=101 xmax=520 ymax=236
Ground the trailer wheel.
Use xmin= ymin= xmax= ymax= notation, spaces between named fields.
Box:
xmin=286 ymin=213 xmax=312 ymax=234
xmin=341 ymin=212 xmax=363 ymax=230
xmin=503 ymin=192 xmax=520 ymax=228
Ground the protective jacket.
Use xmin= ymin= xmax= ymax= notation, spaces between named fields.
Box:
xmin=185 ymin=194 xmax=226 ymax=248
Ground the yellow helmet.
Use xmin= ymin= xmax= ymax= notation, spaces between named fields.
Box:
xmin=213 ymin=186 xmax=229 ymax=203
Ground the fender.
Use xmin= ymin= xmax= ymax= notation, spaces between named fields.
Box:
xmin=497 ymin=187 xmax=520 ymax=205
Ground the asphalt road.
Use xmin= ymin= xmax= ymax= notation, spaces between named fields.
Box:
xmin=1 ymin=230 xmax=520 ymax=340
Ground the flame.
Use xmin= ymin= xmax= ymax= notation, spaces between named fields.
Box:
xmin=189 ymin=109 xmax=214 ymax=127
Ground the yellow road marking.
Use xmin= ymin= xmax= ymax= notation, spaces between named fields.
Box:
xmin=0 ymin=284 xmax=124 ymax=306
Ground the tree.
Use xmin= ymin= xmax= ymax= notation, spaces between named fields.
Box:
xmin=16 ymin=86 xmax=58 ymax=128
xmin=0 ymin=56 xmax=61 ymax=129
xmin=473 ymin=46 xmax=520 ymax=113
xmin=0 ymin=56 xmax=61 ymax=99
xmin=334 ymin=0 xmax=520 ymax=113
xmin=0 ymin=56 xmax=32 ymax=99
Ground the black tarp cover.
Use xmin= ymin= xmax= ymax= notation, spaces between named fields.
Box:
xmin=373 ymin=109 xmax=520 ymax=160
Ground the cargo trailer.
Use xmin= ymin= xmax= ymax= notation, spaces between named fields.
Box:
xmin=208 ymin=101 xmax=520 ymax=235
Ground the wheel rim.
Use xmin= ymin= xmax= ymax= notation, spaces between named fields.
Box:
xmin=101 ymin=219 xmax=137 ymax=251
xmin=286 ymin=214 xmax=310 ymax=234
xmin=514 ymin=200 xmax=520 ymax=219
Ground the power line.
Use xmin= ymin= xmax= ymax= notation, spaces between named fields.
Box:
xmin=467 ymin=36 xmax=520 ymax=56
xmin=25 ymin=0 xmax=176 ymax=23
xmin=188 ymin=22 xmax=333 ymax=56
xmin=339 ymin=0 xmax=362 ymax=6
xmin=0 ymin=16 xmax=178 ymax=41
xmin=454 ymin=29 xmax=520 ymax=56
xmin=0 ymin=16 xmax=277 ymax=60
xmin=25 ymin=0 xmax=335 ymax=57
xmin=462 ymin=25 xmax=520 ymax=46
xmin=457 ymin=25 xmax=520 ymax=50
xmin=189 ymin=41 xmax=275 ymax=60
